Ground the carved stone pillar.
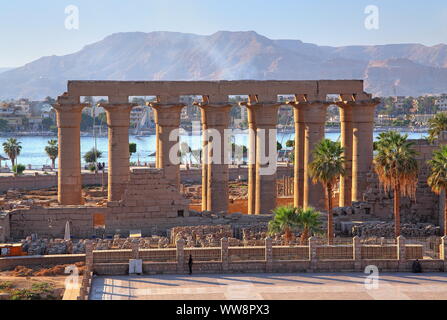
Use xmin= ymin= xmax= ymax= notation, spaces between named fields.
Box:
xmin=302 ymin=102 xmax=328 ymax=209
xmin=246 ymin=104 xmax=257 ymax=215
xmin=246 ymin=99 xmax=280 ymax=215
xmin=150 ymin=103 xmax=184 ymax=187
xmin=103 ymin=104 xmax=135 ymax=201
xmin=199 ymin=103 xmax=232 ymax=213
xmin=201 ymin=115 xmax=209 ymax=211
xmin=338 ymin=103 xmax=353 ymax=207
xmin=54 ymin=102 xmax=86 ymax=205
xmin=288 ymin=98 xmax=306 ymax=209
xmin=351 ymin=101 xmax=378 ymax=201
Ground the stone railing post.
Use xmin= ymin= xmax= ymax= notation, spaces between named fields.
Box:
xmin=176 ymin=239 xmax=185 ymax=273
xmin=221 ymin=237 xmax=229 ymax=272
xmin=308 ymin=237 xmax=317 ymax=272
xmin=132 ymin=242 xmax=140 ymax=260
xmin=441 ymin=236 xmax=447 ymax=271
xmin=85 ymin=241 xmax=94 ymax=271
xmin=265 ymin=237 xmax=273 ymax=273
xmin=353 ymin=236 xmax=362 ymax=271
xmin=397 ymin=236 xmax=407 ymax=271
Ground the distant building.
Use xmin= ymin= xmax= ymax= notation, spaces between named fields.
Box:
xmin=392 ymin=96 xmax=407 ymax=109
xmin=130 ymin=106 xmax=150 ymax=127
xmin=435 ymin=95 xmax=447 ymax=111
xmin=0 ymin=101 xmax=32 ymax=129
xmin=411 ymin=114 xmax=436 ymax=125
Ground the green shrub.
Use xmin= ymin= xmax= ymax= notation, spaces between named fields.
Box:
xmin=13 ymin=164 xmax=26 ymax=175
xmin=0 ymin=281 xmax=13 ymax=290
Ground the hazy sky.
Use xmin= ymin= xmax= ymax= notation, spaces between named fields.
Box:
xmin=1 ymin=0 xmax=446 ymax=67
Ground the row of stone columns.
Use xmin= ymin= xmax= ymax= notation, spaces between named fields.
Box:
xmin=288 ymin=98 xmax=378 ymax=209
xmin=245 ymin=96 xmax=280 ymax=215
xmin=55 ymin=95 xmax=378 ymax=214
xmin=199 ymin=101 xmax=232 ymax=213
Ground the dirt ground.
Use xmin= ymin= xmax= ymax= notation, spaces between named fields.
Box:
xmin=190 ymin=197 xmax=294 ymax=214
xmin=0 ymin=273 xmax=67 ymax=300
xmin=0 ymin=263 xmax=85 ymax=300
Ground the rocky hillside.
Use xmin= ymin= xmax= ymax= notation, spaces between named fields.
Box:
xmin=0 ymin=31 xmax=446 ymax=99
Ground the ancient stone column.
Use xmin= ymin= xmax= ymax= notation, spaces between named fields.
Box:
xmin=103 ymin=104 xmax=134 ymax=201
xmin=351 ymin=101 xmax=378 ymax=202
xmin=246 ymin=100 xmax=280 ymax=215
xmin=302 ymin=102 xmax=328 ymax=209
xmin=289 ymin=99 xmax=306 ymax=208
xmin=200 ymin=103 xmax=232 ymax=213
xmin=338 ymin=103 xmax=354 ymax=207
xmin=200 ymin=110 xmax=209 ymax=212
xmin=245 ymin=104 xmax=257 ymax=215
xmin=54 ymin=103 xmax=85 ymax=205
xmin=150 ymin=103 xmax=184 ymax=187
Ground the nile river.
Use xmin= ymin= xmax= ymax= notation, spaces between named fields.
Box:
xmin=0 ymin=131 xmax=428 ymax=168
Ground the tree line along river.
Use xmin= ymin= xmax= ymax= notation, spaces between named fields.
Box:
xmin=0 ymin=131 xmax=427 ymax=168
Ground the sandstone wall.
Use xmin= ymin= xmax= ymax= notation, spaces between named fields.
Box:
xmin=7 ymin=168 xmax=272 ymax=240
xmin=0 ymin=173 xmax=106 ymax=193
xmin=0 ymin=213 xmax=9 ymax=242
xmin=0 ymin=166 xmax=294 ymax=193
xmin=364 ymin=139 xmax=444 ymax=225
xmin=0 ymin=254 xmax=84 ymax=271
xmin=8 ymin=207 xmax=271 ymax=241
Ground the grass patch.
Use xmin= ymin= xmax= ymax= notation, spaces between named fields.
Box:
xmin=0 ymin=281 xmax=14 ymax=291
xmin=9 ymin=282 xmax=56 ymax=300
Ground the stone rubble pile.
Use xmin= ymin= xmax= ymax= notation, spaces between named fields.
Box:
xmin=333 ymin=202 xmax=373 ymax=217
xmin=20 ymin=237 xmax=87 ymax=255
xmin=352 ymin=222 xmax=440 ymax=237
xmin=170 ymin=225 xmax=233 ymax=247
xmin=94 ymin=235 xmax=171 ymax=250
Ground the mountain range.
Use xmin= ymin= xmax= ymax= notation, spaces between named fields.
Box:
xmin=1 ymin=31 xmax=447 ymax=99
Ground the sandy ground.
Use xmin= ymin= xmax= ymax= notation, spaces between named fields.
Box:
xmin=0 ymin=273 xmax=67 ymax=299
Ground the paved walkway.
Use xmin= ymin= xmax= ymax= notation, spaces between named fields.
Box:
xmin=90 ymin=273 xmax=447 ymax=300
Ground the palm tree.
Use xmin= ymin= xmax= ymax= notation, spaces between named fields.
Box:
xmin=427 ymin=112 xmax=447 ymax=143
xmin=268 ymin=206 xmax=299 ymax=245
xmin=296 ymin=207 xmax=322 ymax=245
xmin=427 ymin=145 xmax=447 ymax=236
xmin=2 ymin=138 xmax=22 ymax=167
xmin=83 ymin=147 xmax=102 ymax=164
xmin=308 ymin=139 xmax=345 ymax=244
xmin=374 ymin=131 xmax=419 ymax=238
xmin=44 ymin=139 xmax=58 ymax=168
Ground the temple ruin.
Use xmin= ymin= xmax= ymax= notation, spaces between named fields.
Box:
xmin=3 ymin=80 xmax=383 ymax=239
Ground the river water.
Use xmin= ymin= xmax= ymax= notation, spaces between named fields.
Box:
xmin=0 ymin=131 xmax=428 ymax=167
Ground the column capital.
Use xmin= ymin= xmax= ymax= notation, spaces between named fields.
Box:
xmin=337 ymin=98 xmax=381 ymax=109
xmin=296 ymin=102 xmax=329 ymax=124
xmin=149 ymin=103 xmax=185 ymax=111
xmin=53 ymin=103 xmax=87 ymax=113
xmin=100 ymin=103 xmax=137 ymax=112
xmin=149 ymin=103 xmax=184 ymax=126
xmin=244 ymin=103 xmax=281 ymax=127
xmin=199 ymin=103 xmax=232 ymax=127
xmin=101 ymin=103 xmax=136 ymax=127
xmin=54 ymin=104 xmax=87 ymax=129
xmin=350 ymin=100 xmax=380 ymax=123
